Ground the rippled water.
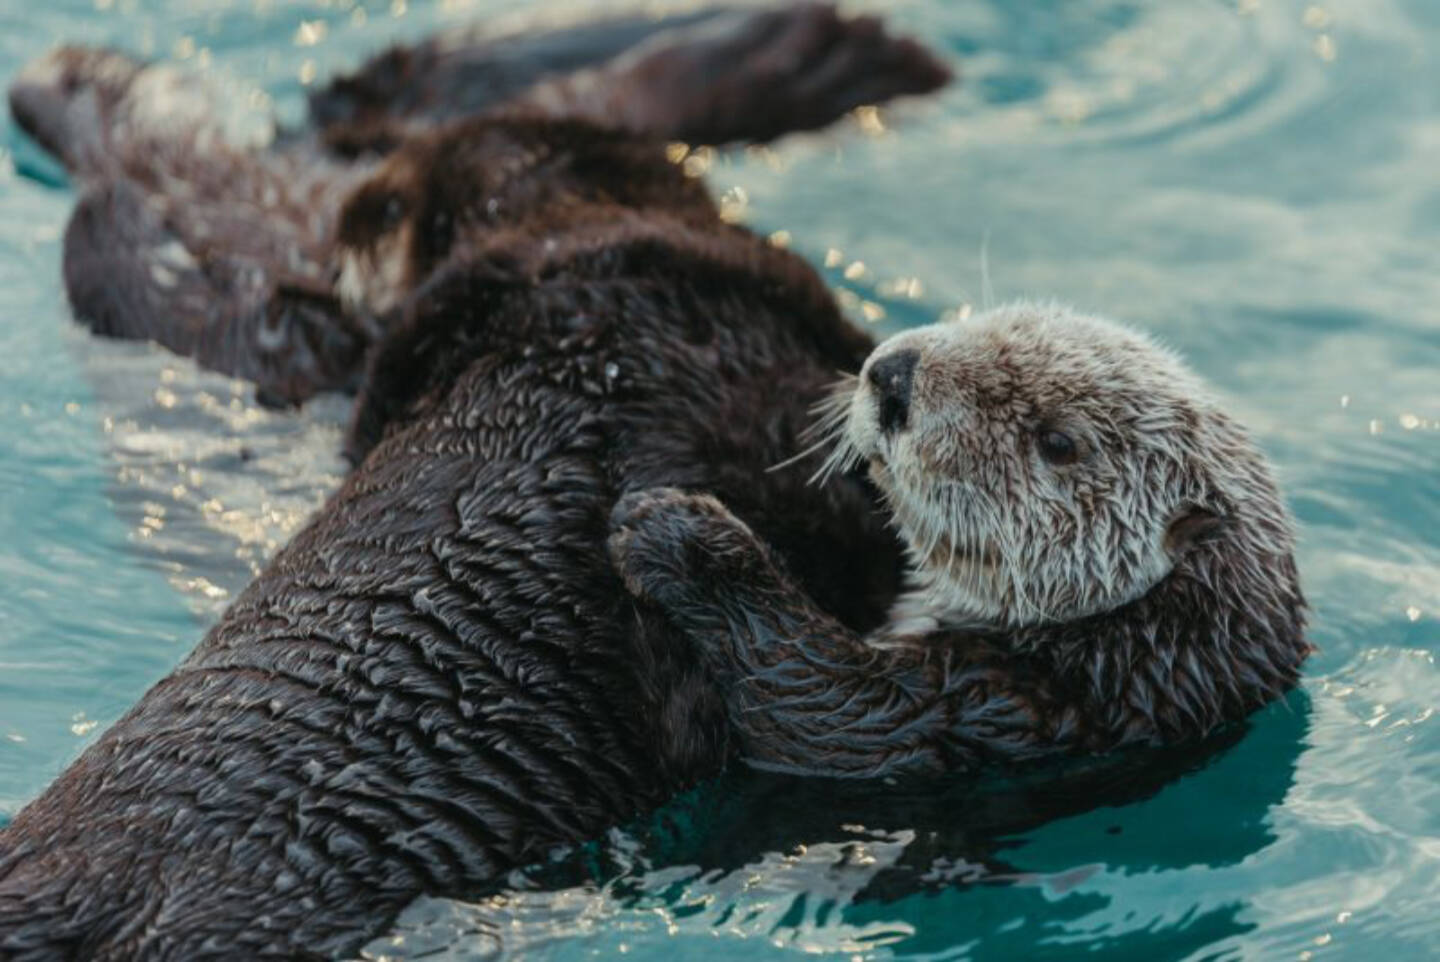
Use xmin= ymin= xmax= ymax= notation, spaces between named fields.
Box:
xmin=2 ymin=0 xmax=1438 ymax=959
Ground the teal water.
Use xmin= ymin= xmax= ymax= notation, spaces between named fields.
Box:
xmin=1 ymin=1 xmax=1438 ymax=959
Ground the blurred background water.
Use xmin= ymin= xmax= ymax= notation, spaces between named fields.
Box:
xmin=1 ymin=0 xmax=1437 ymax=959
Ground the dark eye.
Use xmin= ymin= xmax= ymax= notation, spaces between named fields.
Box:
xmin=1037 ymin=428 xmax=1079 ymax=466
xmin=382 ymin=196 xmax=405 ymax=230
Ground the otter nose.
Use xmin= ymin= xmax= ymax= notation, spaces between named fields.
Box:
xmin=867 ymin=349 xmax=918 ymax=434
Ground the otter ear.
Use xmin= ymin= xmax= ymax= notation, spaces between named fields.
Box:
xmin=1164 ymin=505 xmax=1227 ymax=558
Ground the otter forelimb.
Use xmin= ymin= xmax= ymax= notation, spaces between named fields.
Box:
xmin=608 ymin=488 xmax=1060 ymax=778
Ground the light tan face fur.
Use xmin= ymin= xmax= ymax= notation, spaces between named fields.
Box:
xmin=335 ymin=222 xmax=412 ymax=318
xmin=334 ymin=153 xmax=423 ymax=318
xmin=816 ymin=302 xmax=1270 ymax=634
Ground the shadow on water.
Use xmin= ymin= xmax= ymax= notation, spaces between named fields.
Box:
xmin=369 ymin=690 xmax=1309 ymax=959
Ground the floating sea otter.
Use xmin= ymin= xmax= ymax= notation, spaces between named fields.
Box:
xmin=0 ymin=7 xmax=1308 ymax=960
xmin=0 ymin=6 xmax=939 ymax=957
xmin=609 ymin=305 xmax=1310 ymax=775
xmin=8 ymin=2 xmax=949 ymax=405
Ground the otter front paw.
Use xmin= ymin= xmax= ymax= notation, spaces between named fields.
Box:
xmin=607 ymin=488 xmax=770 ymax=612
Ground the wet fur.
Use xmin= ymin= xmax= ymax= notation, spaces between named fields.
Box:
xmin=11 ymin=45 xmax=371 ymax=405
xmin=334 ymin=115 xmax=719 ymax=319
xmin=607 ymin=307 xmax=1310 ymax=776
xmin=8 ymin=4 xmax=948 ymax=405
xmin=311 ymin=3 xmax=951 ymax=150
xmin=0 ymin=118 xmax=906 ymax=958
xmin=306 ymin=6 xmax=738 ymax=136
xmin=0 ymin=8 xmax=954 ymax=953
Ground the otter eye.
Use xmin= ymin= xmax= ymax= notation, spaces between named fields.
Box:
xmin=382 ymin=197 xmax=405 ymax=230
xmin=1037 ymin=428 xmax=1079 ymax=466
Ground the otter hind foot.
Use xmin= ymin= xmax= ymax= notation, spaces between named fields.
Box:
xmin=564 ymin=2 xmax=954 ymax=145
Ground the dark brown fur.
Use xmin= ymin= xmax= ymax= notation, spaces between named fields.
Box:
xmin=0 ymin=117 xmax=906 ymax=959
xmin=8 ymin=4 xmax=949 ymax=405
xmin=63 ymin=176 xmax=371 ymax=406
xmin=312 ymin=3 xmax=951 ymax=150
xmin=605 ymin=475 xmax=1309 ymax=776
xmin=334 ymin=114 xmax=721 ymax=320
xmin=0 ymin=9 xmax=951 ymax=953
xmin=306 ymin=6 xmax=738 ymax=136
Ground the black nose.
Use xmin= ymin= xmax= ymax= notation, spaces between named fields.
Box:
xmin=867 ymin=349 xmax=919 ymax=434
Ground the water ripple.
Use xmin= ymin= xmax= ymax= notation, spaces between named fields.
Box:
xmin=4 ymin=0 xmax=1440 ymax=958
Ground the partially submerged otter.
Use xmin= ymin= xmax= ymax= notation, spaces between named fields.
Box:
xmin=0 ymin=111 xmax=913 ymax=958
xmin=1 ymin=10 xmax=952 ymax=955
xmin=609 ymin=304 xmax=1310 ymax=775
xmin=8 ymin=3 xmax=948 ymax=406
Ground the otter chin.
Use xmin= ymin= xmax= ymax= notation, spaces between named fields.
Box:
xmin=610 ymin=301 xmax=1309 ymax=775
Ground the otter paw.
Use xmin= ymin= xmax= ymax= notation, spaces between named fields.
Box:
xmin=607 ymin=488 xmax=768 ymax=611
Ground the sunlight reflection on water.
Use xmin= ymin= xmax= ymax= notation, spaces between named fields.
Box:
xmin=1 ymin=0 xmax=1438 ymax=958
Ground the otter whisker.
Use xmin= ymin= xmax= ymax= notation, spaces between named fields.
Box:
xmin=806 ymin=374 xmax=856 ymax=412
xmin=781 ymin=375 xmax=864 ymax=486
xmin=800 ymin=381 xmax=857 ymax=446
xmin=804 ymin=394 xmax=849 ymax=426
xmin=808 ymin=435 xmax=862 ymax=487
xmin=766 ymin=429 xmax=844 ymax=474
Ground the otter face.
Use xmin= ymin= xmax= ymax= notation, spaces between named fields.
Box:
xmin=826 ymin=303 xmax=1242 ymax=631
xmin=334 ymin=173 xmax=417 ymax=317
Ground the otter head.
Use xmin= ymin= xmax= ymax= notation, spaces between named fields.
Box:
xmin=333 ymin=117 xmax=721 ymax=317
xmin=333 ymin=121 xmax=546 ymax=318
xmin=824 ymin=302 xmax=1294 ymax=634
xmin=334 ymin=154 xmax=426 ymax=318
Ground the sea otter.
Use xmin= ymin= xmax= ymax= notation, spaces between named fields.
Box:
xmin=0 ymin=110 xmax=910 ymax=957
xmin=608 ymin=304 xmax=1311 ymax=776
xmin=8 ymin=3 xmax=948 ymax=406
xmin=331 ymin=113 xmax=721 ymax=322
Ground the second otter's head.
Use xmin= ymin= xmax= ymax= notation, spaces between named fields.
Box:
xmin=328 ymin=153 xmax=414 ymax=319
xmin=823 ymin=303 xmax=1295 ymax=632
xmin=333 ymin=116 xmax=719 ymax=318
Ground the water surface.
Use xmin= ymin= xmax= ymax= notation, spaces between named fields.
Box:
xmin=1 ymin=1 xmax=1437 ymax=959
